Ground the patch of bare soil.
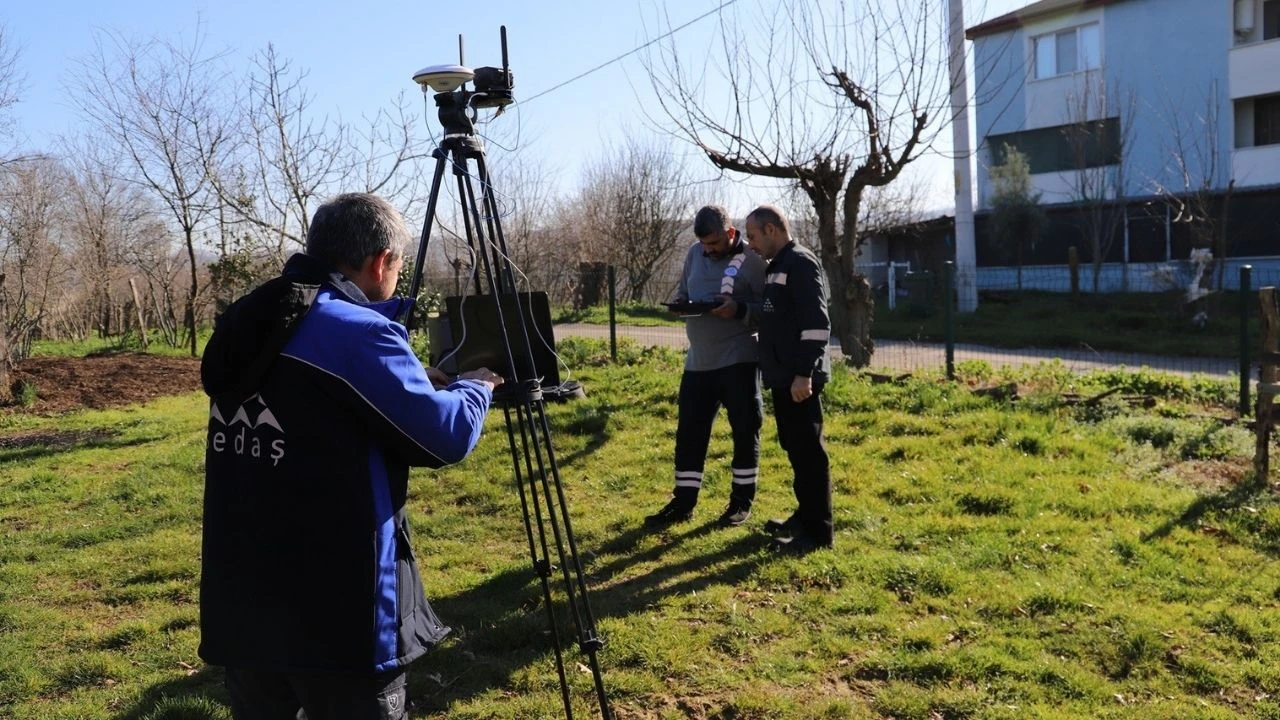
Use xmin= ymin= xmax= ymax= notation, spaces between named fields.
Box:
xmin=1164 ymin=458 xmax=1253 ymax=492
xmin=4 ymin=352 xmax=202 ymax=415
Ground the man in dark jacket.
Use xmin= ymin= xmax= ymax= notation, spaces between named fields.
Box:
xmin=742 ymin=204 xmax=833 ymax=554
xmin=200 ymin=192 xmax=502 ymax=719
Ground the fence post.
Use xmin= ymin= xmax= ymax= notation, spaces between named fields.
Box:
xmin=888 ymin=262 xmax=898 ymax=311
xmin=944 ymin=261 xmax=955 ymax=381
xmin=607 ymin=265 xmax=618 ymax=363
xmin=1240 ymin=265 xmax=1253 ymax=417
xmin=1256 ymin=287 xmax=1278 ymax=482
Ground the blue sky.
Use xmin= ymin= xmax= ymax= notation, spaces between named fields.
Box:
xmin=4 ymin=0 xmax=1027 ymax=213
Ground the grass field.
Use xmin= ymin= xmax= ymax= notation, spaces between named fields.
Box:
xmin=1 ymin=339 xmax=1278 ymax=719
xmin=554 ymin=290 xmax=1258 ymax=360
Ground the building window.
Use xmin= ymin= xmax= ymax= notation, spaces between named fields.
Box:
xmin=1033 ymin=23 xmax=1101 ymax=79
xmin=1266 ymin=0 xmax=1280 ymax=40
xmin=1257 ymin=95 xmax=1280 ymax=146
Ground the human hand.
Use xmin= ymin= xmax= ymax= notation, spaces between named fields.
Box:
xmin=459 ymin=367 xmax=505 ymax=392
xmin=790 ymin=375 xmax=813 ymax=403
xmin=710 ymin=294 xmax=736 ymax=319
xmin=425 ymin=366 xmax=451 ymax=388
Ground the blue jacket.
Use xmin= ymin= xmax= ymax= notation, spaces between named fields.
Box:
xmin=199 ymin=253 xmax=492 ymax=672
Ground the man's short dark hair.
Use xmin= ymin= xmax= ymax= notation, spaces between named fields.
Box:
xmin=693 ymin=205 xmax=732 ymax=238
xmin=746 ymin=205 xmax=790 ymax=236
xmin=306 ymin=193 xmax=409 ymax=270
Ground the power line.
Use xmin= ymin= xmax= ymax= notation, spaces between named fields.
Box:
xmin=517 ymin=0 xmax=740 ymax=106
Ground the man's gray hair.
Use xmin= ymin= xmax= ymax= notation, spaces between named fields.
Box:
xmin=746 ymin=204 xmax=791 ymax=237
xmin=306 ymin=193 xmax=410 ymax=270
xmin=693 ymin=205 xmax=732 ymax=238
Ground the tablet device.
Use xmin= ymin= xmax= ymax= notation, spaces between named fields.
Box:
xmin=664 ymin=300 xmax=722 ymax=316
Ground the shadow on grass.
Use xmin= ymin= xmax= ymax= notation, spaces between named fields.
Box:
xmin=125 ymin=513 xmax=768 ymax=717
xmin=1141 ymin=475 xmax=1277 ymax=556
xmin=408 ymin=517 xmax=770 ymax=715
xmin=0 ymin=430 xmax=167 ymax=466
xmin=112 ymin=666 xmax=229 ymax=720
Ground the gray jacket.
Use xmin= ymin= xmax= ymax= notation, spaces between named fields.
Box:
xmin=674 ymin=239 xmax=767 ymax=372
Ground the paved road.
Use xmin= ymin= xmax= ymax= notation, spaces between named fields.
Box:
xmin=554 ymin=323 xmax=1245 ymax=379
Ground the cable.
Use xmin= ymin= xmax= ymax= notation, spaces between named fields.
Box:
xmin=517 ymin=0 xmax=741 ymax=107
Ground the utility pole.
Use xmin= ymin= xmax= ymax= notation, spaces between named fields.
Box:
xmin=948 ymin=0 xmax=979 ymax=312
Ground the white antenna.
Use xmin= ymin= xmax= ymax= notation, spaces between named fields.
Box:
xmin=411 ymin=64 xmax=474 ymax=93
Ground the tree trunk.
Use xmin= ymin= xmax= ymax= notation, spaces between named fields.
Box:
xmin=186 ymin=231 xmax=199 ymax=357
xmin=830 ymin=272 xmax=874 ymax=367
xmin=0 ymin=274 xmax=10 ymax=404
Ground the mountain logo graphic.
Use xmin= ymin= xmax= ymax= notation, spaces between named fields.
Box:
xmin=209 ymin=394 xmax=286 ymax=466
xmin=209 ymin=393 xmax=284 ymax=431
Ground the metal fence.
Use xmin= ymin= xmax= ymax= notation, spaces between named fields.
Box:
xmin=540 ymin=262 xmax=1280 ymax=398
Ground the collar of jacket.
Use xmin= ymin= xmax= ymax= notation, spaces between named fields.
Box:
xmin=767 ymin=241 xmax=796 ymax=268
xmin=283 ymin=252 xmax=413 ymax=322
xmin=703 ymin=237 xmax=747 ymax=259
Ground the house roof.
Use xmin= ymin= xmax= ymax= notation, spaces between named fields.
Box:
xmin=966 ymin=0 xmax=1131 ymax=39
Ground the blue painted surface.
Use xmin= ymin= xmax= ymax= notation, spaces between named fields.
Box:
xmin=971 ymin=0 xmax=1236 ymax=199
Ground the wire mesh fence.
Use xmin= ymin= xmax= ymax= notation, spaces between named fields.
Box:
xmin=521 ymin=260 xmax=1280 ymax=382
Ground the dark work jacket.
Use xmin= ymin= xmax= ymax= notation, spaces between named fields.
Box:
xmin=199 ymin=253 xmax=493 ymax=673
xmin=758 ymin=242 xmax=831 ymax=390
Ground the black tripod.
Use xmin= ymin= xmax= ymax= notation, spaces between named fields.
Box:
xmin=402 ymin=38 xmax=611 ymax=720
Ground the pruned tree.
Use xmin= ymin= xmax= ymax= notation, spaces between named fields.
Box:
xmin=644 ymin=0 xmax=954 ymax=366
xmin=71 ymin=26 xmax=231 ymax=356
xmin=1064 ymin=76 xmax=1136 ymax=293
xmin=577 ymin=137 xmax=694 ymax=303
xmin=1151 ymin=82 xmax=1234 ymax=291
xmin=988 ymin=144 xmax=1044 ymax=290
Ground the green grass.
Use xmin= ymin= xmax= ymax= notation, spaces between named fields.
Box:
xmin=29 ymin=329 xmax=212 ymax=359
xmin=553 ymin=301 xmax=684 ymax=327
xmin=873 ymin=290 xmax=1256 ymax=359
xmin=2 ymin=338 xmax=1278 ymax=719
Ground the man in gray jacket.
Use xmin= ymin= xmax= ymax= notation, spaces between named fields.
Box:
xmin=645 ymin=205 xmax=767 ymax=528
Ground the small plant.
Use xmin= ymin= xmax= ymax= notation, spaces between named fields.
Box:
xmin=14 ymin=379 xmax=37 ymax=407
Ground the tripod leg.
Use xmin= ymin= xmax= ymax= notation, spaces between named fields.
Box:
xmin=502 ymin=402 xmax=576 ymax=719
xmin=402 ymin=149 xmax=450 ymax=327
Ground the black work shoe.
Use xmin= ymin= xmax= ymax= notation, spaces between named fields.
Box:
xmin=717 ymin=504 xmax=752 ymax=527
xmin=644 ymin=498 xmax=695 ymax=527
xmin=763 ymin=513 xmax=802 ymax=537
xmin=769 ymin=533 xmax=832 ymax=554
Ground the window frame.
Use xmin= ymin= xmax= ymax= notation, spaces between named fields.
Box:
xmin=1264 ymin=0 xmax=1280 ymax=41
xmin=1255 ymin=95 xmax=1280 ymax=147
xmin=1032 ymin=22 xmax=1102 ymax=80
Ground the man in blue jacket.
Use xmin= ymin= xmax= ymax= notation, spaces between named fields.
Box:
xmin=200 ymin=192 xmax=502 ymax=719
xmin=742 ymin=204 xmax=833 ymax=554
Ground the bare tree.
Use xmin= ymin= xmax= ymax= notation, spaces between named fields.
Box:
xmin=1151 ymin=82 xmax=1234 ymax=292
xmin=71 ymin=27 xmax=231 ymax=356
xmin=346 ymin=92 xmax=434 ymax=216
xmin=577 ymin=137 xmax=694 ymax=303
xmin=645 ymin=0 xmax=953 ymax=365
xmin=61 ymin=139 xmax=156 ymax=339
xmin=1063 ymin=76 xmax=1136 ymax=293
xmin=487 ymin=151 xmax=566 ymax=298
xmin=0 ymin=157 xmax=71 ymax=362
xmin=214 ymin=44 xmax=346 ymax=265
xmin=0 ymin=24 xmax=25 ymax=167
